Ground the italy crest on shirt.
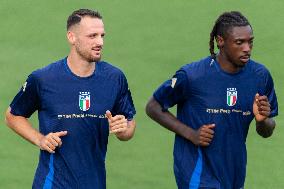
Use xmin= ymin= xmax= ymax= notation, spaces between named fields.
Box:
xmin=227 ymin=88 xmax=237 ymax=106
xmin=79 ymin=92 xmax=91 ymax=111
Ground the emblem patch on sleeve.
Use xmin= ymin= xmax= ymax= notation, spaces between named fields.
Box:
xmin=171 ymin=78 xmax=177 ymax=88
xmin=22 ymin=82 xmax=27 ymax=92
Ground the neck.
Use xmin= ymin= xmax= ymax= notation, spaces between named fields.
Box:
xmin=216 ymin=52 xmax=241 ymax=74
xmin=67 ymin=49 xmax=96 ymax=77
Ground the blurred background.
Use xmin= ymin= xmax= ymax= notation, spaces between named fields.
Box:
xmin=0 ymin=0 xmax=283 ymax=188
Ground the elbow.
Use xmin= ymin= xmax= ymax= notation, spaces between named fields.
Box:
xmin=5 ymin=108 xmax=11 ymax=124
xmin=145 ymin=97 xmax=164 ymax=121
xmin=145 ymin=102 xmax=152 ymax=117
xmin=117 ymin=135 xmax=133 ymax=141
xmin=256 ymin=125 xmax=275 ymax=138
xmin=145 ymin=99 xmax=156 ymax=119
xmin=4 ymin=107 xmax=20 ymax=130
xmin=258 ymin=131 xmax=273 ymax=138
xmin=5 ymin=107 xmax=13 ymax=128
xmin=116 ymin=131 xmax=135 ymax=141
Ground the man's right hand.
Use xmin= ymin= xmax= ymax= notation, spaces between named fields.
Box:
xmin=38 ymin=131 xmax=68 ymax=153
xmin=191 ymin=124 xmax=215 ymax=146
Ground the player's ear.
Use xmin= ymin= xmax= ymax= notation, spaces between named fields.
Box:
xmin=67 ymin=31 xmax=76 ymax=45
xmin=216 ymin=35 xmax=224 ymax=49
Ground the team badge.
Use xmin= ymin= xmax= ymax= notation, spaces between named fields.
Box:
xmin=79 ymin=92 xmax=91 ymax=111
xmin=227 ymin=88 xmax=237 ymax=106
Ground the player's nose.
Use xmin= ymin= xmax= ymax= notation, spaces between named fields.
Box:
xmin=96 ymin=36 xmax=104 ymax=46
xmin=243 ymin=42 xmax=251 ymax=53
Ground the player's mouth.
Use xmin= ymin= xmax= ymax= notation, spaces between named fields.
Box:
xmin=92 ymin=47 xmax=102 ymax=55
xmin=239 ymin=55 xmax=250 ymax=63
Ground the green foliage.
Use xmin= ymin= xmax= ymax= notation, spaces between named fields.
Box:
xmin=0 ymin=0 xmax=283 ymax=188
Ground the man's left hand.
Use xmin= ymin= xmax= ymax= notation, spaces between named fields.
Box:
xmin=106 ymin=110 xmax=128 ymax=134
xmin=253 ymin=93 xmax=271 ymax=122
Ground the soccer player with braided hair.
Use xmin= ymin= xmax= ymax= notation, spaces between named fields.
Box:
xmin=146 ymin=11 xmax=278 ymax=189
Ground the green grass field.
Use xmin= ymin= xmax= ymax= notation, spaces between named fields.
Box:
xmin=0 ymin=0 xmax=283 ymax=188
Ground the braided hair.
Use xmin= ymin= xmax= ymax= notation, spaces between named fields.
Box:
xmin=209 ymin=11 xmax=251 ymax=59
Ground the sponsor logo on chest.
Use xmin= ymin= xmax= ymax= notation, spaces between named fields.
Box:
xmin=227 ymin=88 xmax=237 ymax=106
xmin=79 ymin=92 xmax=91 ymax=111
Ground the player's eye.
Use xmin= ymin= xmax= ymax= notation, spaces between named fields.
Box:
xmin=88 ymin=34 xmax=97 ymax=38
xmin=236 ymin=40 xmax=243 ymax=45
xmin=249 ymin=40 xmax=254 ymax=45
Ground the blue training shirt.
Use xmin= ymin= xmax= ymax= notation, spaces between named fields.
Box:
xmin=10 ymin=57 xmax=136 ymax=189
xmin=153 ymin=56 xmax=278 ymax=189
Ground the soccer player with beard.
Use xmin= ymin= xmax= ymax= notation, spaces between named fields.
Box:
xmin=146 ymin=11 xmax=278 ymax=189
xmin=5 ymin=9 xmax=136 ymax=189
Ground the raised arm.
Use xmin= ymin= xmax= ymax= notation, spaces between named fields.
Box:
xmin=106 ymin=110 xmax=136 ymax=141
xmin=253 ymin=94 xmax=276 ymax=138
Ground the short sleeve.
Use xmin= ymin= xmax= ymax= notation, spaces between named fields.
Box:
xmin=112 ymin=73 xmax=136 ymax=120
xmin=260 ymin=71 xmax=278 ymax=118
xmin=10 ymin=73 xmax=41 ymax=118
xmin=153 ymin=69 xmax=189 ymax=111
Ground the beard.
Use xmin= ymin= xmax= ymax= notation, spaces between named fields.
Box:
xmin=232 ymin=60 xmax=246 ymax=68
xmin=75 ymin=44 xmax=101 ymax=63
xmin=225 ymin=52 xmax=246 ymax=69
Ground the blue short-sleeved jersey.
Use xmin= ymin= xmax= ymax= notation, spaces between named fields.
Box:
xmin=10 ymin=57 xmax=136 ymax=189
xmin=154 ymin=56 xmax=278 ymax=189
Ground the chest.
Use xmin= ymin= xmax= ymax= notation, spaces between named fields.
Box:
xmin=188 ymin=74 xmax=259 ymax=112
xmin=39 ymin=77 xmax=119 ymax=116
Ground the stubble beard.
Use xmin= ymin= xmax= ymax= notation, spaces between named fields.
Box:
xmin=76 ymin=45 xmax=101 ymax=63
xmin=226 ymin=53 xmax=246 ymax=69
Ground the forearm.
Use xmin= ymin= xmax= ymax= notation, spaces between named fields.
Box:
xmin=115 ymin=120 xmax=136 ymax=141
xmin=256 ymin=117 xmax=276 ymax=138
xmin=145 ymin=97 xmax=195 ymax=141
xmin=5 ymin=107 xmax=44 ymax=147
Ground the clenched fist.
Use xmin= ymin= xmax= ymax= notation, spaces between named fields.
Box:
xmin=39 ymin=131 xmax=67 ymax=153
